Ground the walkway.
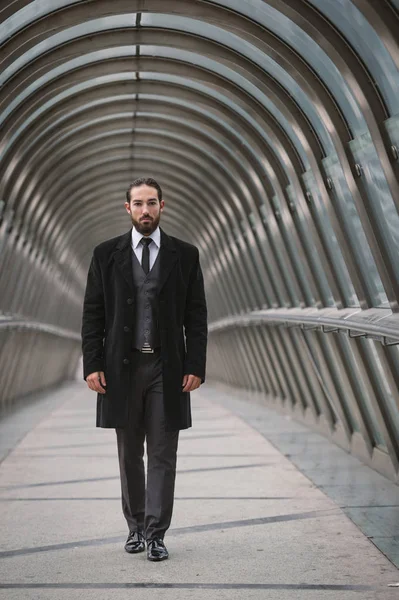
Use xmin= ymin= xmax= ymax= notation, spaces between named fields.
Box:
xmin=0 ymin=381 xmax=398 ymax=599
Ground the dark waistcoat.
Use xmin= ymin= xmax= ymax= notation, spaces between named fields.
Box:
xmin=131 ymin=248 xmax=161 ymax=350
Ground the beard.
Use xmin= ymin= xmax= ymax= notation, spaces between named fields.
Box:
xmin=131 ymin=212 xmax=160 ymax=235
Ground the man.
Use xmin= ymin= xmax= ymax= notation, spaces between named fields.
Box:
xmin=81 ymin=177 xmax=207 ymax=561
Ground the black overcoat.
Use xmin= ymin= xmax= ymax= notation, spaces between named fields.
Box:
xmin=81 ymin=228 xmax=208 ymax=431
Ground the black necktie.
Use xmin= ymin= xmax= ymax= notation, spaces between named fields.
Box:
xmin=141 ymin=237 xmax=152 ymax=274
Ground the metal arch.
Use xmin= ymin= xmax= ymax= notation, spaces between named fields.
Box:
xmin=352 ymin=0 xmax=399 ymax=72
xmin=56 ymin=161 xmax=259 ymax=316
xmin=0 ymin=63 xmax=340 ymax=310
xmin=62 ymin=174 xmax=214 ymax=257
xmin=70 ymin=195 xmax=245 ymax=324
xmin=65 ymin=177 xmax=245 ymax=314
xmin=0 ymin=0 xmax=396 ymax=188
xmin=1 ymin=86 xmax=361 ymax=313
xmin=32 ymin=146 xmax=267 ymax=312
xmin=260 ymin=0 xmax=399 ymax=309
xmin=0 ymin=26 xmax=317 ymax=170
xmin=67 ymin=180 xmax=245 ymax=321
xmin=48 ymin=155 xmax=261 ymax=316
xmin=0 ymin=56 xmax=310 ymax=216
xmin=0 ymin=35 xmax=394 ymax=308
xmin=0 ymin=0 xmax=352 ymax=147
xmin=37 ymin=150 xmax=237 ymax=254
xmin=0 ymin=34 xmax=342 ymax=310
xmin=20 ymin=121 xmax=315 ymax=310
xmin=1 ymin=55 xmax=396 ymax=308
xmin=0 ymin=71 xmax=322 ymax=310
xmin=0 ymin=0 xmax=397 ymax=307
xmin=60 ymin=164 xmax=265 ymax=316
xmin=39 ymin=126 xmax=294 ymax=310
xmin=3 ymin=0 xmax=396 ymax=216
xmin=0 ymin=49 xmax=314 ymax=190
xmin=33 ymin=127 xmax=278 ymax=308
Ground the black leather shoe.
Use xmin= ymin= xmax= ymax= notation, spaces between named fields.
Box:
xmin=147 ymin=538 xmax=169 ymax=561
xmin=124 ymin=530 xmax=145 ymax=554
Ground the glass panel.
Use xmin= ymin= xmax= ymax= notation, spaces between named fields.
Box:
xmin=285 ymin=185 xmax=333 ymax=306
xmin=0 ymin=47 xmax=140 ymax=126
xmin=0 ymin=15 xmax=138 ymax=86
xmin=302 ymin=170 xmax=358 ymax=307
xmin=211 ymin=0 xmax=367 ymax=136
xmin=141 ymin=45 xmax=329 ymax=163
xmin=248 ymin=211 xmax=289 ymax=306
xmin=316 ymin=333 xmax=360 ymax=433
xmin=309 ymin=0 xmax=399 ymax=117
xmin=340 ymin=336 xmax=386 ymax=449
xmin=142 ymin=13 xmax=313 ymax=168
xmin=241 ymin=217 xmax=273 ymax=307
xmin=383 ymin=115 xmax=399 ymax=155
xmin=365 ymin=342 xmax=399 ymax=448
xmin=263 ymin=194 xmax=315 ymax=306
xmin=349 ymin=131 xmax=399 ymax=285
xmin=0 ymin=0 xmax=82 ymax=43
xmin=322 ymin=152 xmax=388 ymax=306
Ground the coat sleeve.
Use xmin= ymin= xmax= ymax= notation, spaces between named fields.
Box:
xmin=81 ymin=251 xmax=105 ymax=380
xmin=183 ymin=248 xmax=208 ymax=382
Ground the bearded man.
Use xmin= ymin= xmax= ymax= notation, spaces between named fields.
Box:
xmin=81 ymin=177 xmax=208 ymax=561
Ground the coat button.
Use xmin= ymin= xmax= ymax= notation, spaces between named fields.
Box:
xmin=124 ymin=326 xmax=130 ymax=332
xmin=127 ymin=298 xmax=133 ymax=305
xmin=123 ymin=358 xmax=130 ymax=365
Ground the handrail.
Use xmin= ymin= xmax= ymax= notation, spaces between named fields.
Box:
xmin=0 ymin=315 xmax=80 ymax=341
xmin=209 ymin=307 xmax=399 ymax=345
xmin=3 ymin=308 xmax=399 ymax=346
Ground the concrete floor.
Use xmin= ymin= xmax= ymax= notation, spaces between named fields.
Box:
xmin=0 ymin=381 xmax=398 ymax=599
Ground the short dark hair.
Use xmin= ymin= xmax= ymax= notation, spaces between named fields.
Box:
xmin=126 ymin=177 xmax=163 ymax=203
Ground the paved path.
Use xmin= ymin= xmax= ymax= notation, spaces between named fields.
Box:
xmin=0 ymin=382 xmax=398 ymax=599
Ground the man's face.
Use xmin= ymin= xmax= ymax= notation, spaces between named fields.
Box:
xmin=124 ymin=184 xmax=164 ymax=235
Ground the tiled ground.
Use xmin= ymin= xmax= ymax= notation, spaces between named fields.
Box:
xmin=0 ymin=381 xmax=397 ymax=599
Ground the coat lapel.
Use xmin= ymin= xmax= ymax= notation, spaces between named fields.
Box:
xmin=113 ymin=230 xmax=134 ymax=293
xmin=159 ymin=228 xmax=178 ymax=292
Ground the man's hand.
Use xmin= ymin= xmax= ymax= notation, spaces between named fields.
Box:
xmin=182 ymin=374 xmax=201 ymax=393
xmin=86 ymin=371 xmax=107 ymax=394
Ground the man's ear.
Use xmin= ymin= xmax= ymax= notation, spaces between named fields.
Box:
xmin=124 ymin=201 xmax=131 ymax=214
xmin=160 ymin=200 xmax=165 ymax=211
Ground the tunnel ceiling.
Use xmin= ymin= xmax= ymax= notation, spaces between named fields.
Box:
xmin=1 ymin=0 xmax=398 ymax=298
xmin=2 ymin=1 xmax=399 ymax=481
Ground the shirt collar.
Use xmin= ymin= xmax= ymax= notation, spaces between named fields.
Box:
xmin=131 ymin=226 xmax=161 ymax=249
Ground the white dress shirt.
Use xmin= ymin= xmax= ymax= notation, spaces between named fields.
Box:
xmin=131 ymin=226 xmax=161 ymax=271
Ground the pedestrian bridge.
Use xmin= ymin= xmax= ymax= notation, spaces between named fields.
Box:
xmin=0 ymin=0 xmax=398 ymax=595
xmin=0 ymin=381 xmax=398 ymax=598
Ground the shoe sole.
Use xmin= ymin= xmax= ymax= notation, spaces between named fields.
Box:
xmin=124 ymin=546 xmax=145 ymax=554
xmin=147 ymin=555 xmax=168 ymax=561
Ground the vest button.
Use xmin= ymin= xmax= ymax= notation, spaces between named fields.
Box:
xmin=123 ymin=358 xmax=130 ymax=365
xmin=124 ymin=326 xmax=130 ymax=332
xmin=127 ymin=298 xmax=133 ymax=305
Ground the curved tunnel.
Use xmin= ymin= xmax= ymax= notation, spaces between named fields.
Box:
xmin=0 ymin=0 xmax=399 ymax=483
